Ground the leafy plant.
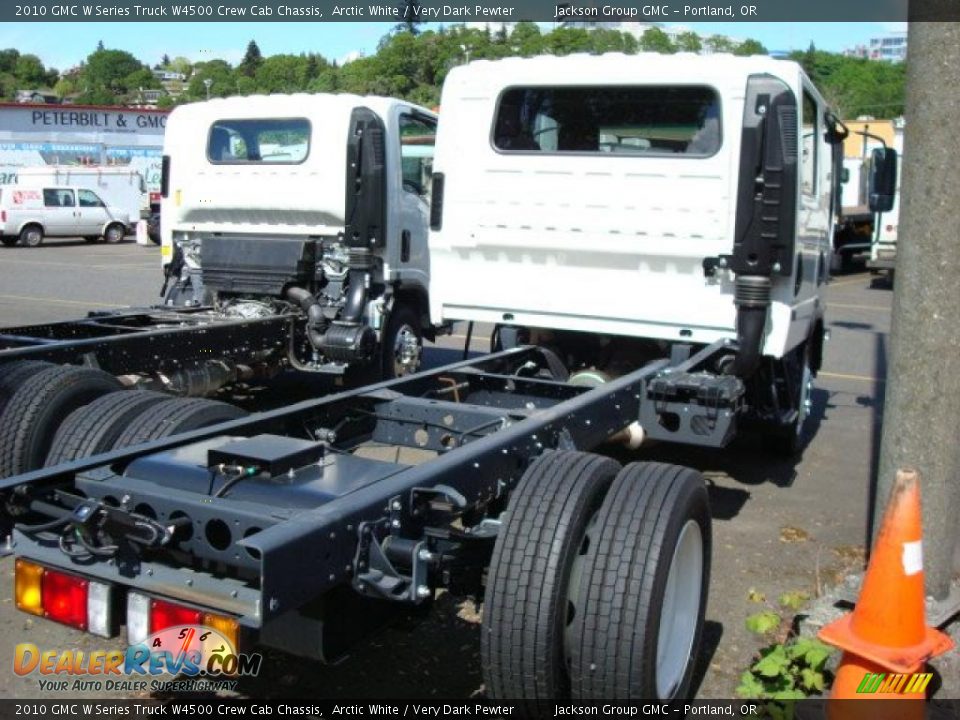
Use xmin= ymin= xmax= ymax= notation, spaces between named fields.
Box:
xmin=737 ymin=633 xmax=834 ymax=701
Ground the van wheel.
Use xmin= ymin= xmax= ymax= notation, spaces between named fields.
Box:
xmin=381 ymin=304 xmax=423 ymax=380
xmin=569 ymin=462 xmax=711 ymax=700
xmin=1 ymin=237 xmax=17 ymax=247
xmin=104 ymin=223 xmax=126 ymax=244
xmin=0 ymin=365 xmax=123 ymax=477
xmin=483 ymin=450 xmax=620 ymax=707
xmin=19 ymin=225 xmax=43 ymax=247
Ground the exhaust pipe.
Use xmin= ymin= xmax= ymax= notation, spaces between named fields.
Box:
xmin=729 ymin=276 xmax=771 ymax=378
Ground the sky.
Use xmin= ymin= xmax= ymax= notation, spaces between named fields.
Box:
xmin=0 ymin=21 xmax=908 ymax=72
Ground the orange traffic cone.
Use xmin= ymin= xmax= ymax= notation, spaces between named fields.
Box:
xmin=819 ymin=469 xmax=953 ymax=712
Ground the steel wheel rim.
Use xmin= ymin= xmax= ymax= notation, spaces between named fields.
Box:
xmin=656 ymin=519 xmax=703 ymax=699
xmin=107 ymin=226 xmax=123 ymax=243
xmin=391 ymin=324 xmax=421 ymax=377
xmin=24 ymin=229 xmax=41 ymax=246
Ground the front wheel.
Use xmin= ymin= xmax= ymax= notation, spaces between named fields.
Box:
xmin=381 ymin=304 xmax=423 ymax=380
xmin=766 ymin=342 xmax=813 ymax=456
xmin=1 ymin=236 xmax=18 ymax=247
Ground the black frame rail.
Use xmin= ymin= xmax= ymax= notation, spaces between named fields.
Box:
xmin=7 ymin=341 xmax=733 ymax=629
xmin=0 ymin=307 xmax=294 ymax=373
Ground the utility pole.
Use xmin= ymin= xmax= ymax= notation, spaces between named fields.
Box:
xmin=875 ymin=21 xmax=960 ymax=604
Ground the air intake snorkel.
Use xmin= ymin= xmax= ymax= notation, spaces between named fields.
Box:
xmin=725 ymin=74 xmax=799 ymax=379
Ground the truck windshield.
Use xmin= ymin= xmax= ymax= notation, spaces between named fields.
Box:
xmin=207 ymin=118 xmax=311 ymax=164
xmin=494 ymin=85 xmax=721 ymax=156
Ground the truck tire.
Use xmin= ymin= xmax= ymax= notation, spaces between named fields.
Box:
xmin=381 ymin=304 xmax=423 ymax=380
xmin=0 ymin=361 xmax=55 ymax=417
xmin=765 ymin=342 xmax=814 ymax=457
xmin=19 ymin=224 xmax=43 ymax=248
xmin=0 ymin=365 xmax=123 ymax=477
xmin=569 ymin=462 xmax=711 ymax=700
xmin=104 ymin=223 xmax=126 ymax=244
xmin=483 ymin=450 xmax=620 ymax=706
xmin=111 ymin=397 xmax=247 ymax=448
xmin=45 ymin=389 xmax=169 ymax=466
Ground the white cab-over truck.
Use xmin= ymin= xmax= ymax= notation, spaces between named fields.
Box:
xmin=161 ymin=93 xmax=440 ymax=379
xmin=430 ymin=52 xmax=854 ymax=454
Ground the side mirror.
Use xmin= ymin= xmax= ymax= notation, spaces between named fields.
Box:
xmin=868 ymin=147 xmax=898 ymax=213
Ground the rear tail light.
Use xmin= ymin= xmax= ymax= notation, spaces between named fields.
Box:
xmin=15 ymin=559 xmax=114 ymax=636
xmin=127 ymin=591 xmax=240 ymax=651
xmin=1 ymin=209 xmax=6 ymax=222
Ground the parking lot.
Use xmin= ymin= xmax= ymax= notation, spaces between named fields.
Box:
xmin=0 ymin=238 xmax=896 ymax=698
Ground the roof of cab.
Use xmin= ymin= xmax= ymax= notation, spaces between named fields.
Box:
xmin=167 ymin=93 xmax=436 ymax=124
xmin=443 ymin=52 xmax=807 ymax=95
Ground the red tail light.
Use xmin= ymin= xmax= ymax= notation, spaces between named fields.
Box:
xmin=41 ymin=571 xmax=89 ymax=630
xmin=1 ymin=210 xmax=6 ymax=222
xmin=150 ymin=598 xmax=202 ymax=632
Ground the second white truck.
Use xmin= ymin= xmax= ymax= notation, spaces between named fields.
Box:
xmin=161 ymin=93 xmax=441 ymax=380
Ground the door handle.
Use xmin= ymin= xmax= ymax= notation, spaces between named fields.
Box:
xmin=400 ymin=230 xmax=411 ymax=262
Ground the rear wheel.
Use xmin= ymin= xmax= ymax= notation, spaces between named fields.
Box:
xmin=569 ymin=462 xmax=711 ymax=700
xmin=19 ymin=224 xmax=43 ymax=248
xmin=111 ymin=397 xmax=247 ymax=448
xmin=45 ymin=389 xmax=169 ymax=466
xmin=0 ymin=361 xmax=56 ymax=417
xmin=104 ymin=223 xmax=126 ymax=244
xmin=0 ymin=365 xmax=122 ymax=477
xmin=765 ymin=343 xmax=813 ymax=456
xmin=482 ymin=450 xmax=620 ymax=707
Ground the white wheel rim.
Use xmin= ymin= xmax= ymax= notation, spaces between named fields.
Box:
xmin=656 ymin=519 xmax=703 ymax=699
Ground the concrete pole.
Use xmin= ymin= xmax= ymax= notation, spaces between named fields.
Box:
xmin=875 ymin=21 xmax=960 ymax=600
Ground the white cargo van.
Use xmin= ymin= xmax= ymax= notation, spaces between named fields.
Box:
xmin=0 ymin=184 xmax=132 ymax=247
xmin=14 ymin=165 xmax=148 ymax=219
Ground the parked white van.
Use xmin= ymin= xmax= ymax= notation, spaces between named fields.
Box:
xmin=0 ymin=184 xmax=132 ymax=247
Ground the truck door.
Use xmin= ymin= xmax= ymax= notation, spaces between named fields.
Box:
xmin=796 ymin=83 xmax=832 ymax=317
xmin=393 ymin=110 xmax=436 ymax=289
xmin=41 ymin=188 xmax=76 ymax=236
xmin=76 ymin=189 xmax=111 ymax=235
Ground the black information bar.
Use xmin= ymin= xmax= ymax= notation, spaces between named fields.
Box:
xmin=0 ymin=700 xmax=959 ymax=720
xmin=7 ymin=0 xmax=953 ymax=24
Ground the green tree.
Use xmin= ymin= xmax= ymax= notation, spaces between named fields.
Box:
xmin=545 ymin=27 xmax=592 ymax=56
xmin=0 ymin=49 xmax=20 ymax=74
xmin=394 ymin=0 xmax=424 ymax=35
xmin=169 ymin=56 xmax=193 ymax=76
xmin=510 ymin=21 xmax=543 ymax=57
xmin=14 ymin=54 xmax=50 ymax=87
xmin=674 ymin=31 xmax=702 ymax=53
xmin=238 ymin=40 xmax=263 ymax=78
xmin=186 ymin=59 xmax=236 ymax=100
xmin=734 ymin=39 xmax=767 ymax=56
xmin=161 ymin=53 xmax=171 ymax=67
xmin=255 ymin=54 xmax=314 ymax=93
xmin=706 ymin=35 xmax=734 ymax=53
xmin=77 ymin=47 xmax=148 ymax=102
xmin=640 ymin=28 xmax=675 ymax=54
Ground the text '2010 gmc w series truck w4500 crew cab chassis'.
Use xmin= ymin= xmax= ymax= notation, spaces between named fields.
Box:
xmin=0 ymin=94 xmax=443 ymax=478
xmin=0 ymin=54 xmax=872 ymax=703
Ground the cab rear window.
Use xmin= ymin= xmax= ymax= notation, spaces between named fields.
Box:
xmin=207 ymin=118 xmax=311 ymax=164
xmin=493 ymin=85 xmax=721 ymax=156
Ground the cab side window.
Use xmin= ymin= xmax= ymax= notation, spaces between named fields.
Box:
xmin=78 ymin=190 xmax=105 ymax=208
xmin=399 ymin=114 xmax=436 ymax=199
xmin=801 ymin=90 xmax=819 ymax=197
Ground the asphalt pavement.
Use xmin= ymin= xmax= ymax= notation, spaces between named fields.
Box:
xmin=0 ymin=237 xmax=928 ymax=700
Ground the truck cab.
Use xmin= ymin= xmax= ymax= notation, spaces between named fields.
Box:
xmin=161 ymin=94 xmax=439 ymax=379
xmin=429 ymin=53 xmax=842 ymax=450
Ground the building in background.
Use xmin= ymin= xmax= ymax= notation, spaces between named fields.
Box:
xmin=845 ymin=31 xmax=908 ymax=62
xmin=0 ymin=103 xmax=169 ymax=201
